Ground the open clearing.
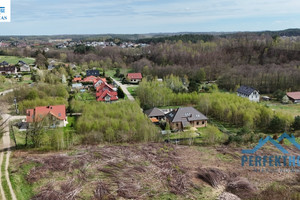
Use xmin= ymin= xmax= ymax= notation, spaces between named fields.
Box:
xmin=264 ymin=102 xmax=300 ymax=117
xmin=10 ymin=143 xmax=300 ymax=200
xmin=0 ymin=56 xmax=35 ymax=65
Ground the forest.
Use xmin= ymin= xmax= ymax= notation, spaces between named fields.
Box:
xmin=2 ymin=32 xmax=300 ymax=93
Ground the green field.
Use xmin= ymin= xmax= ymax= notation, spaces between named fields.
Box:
xmin=74 ymin=92 xmax=95 ymax=101
xmin=263 ymin=102 xmax=300 ymax=117
xmin=0 ymin=56 xmax=35 ymax=65
xmin=127 ymin=86 xmax=138 ymax=97
xmin=0 ymin=75 xmax=32 ymax=92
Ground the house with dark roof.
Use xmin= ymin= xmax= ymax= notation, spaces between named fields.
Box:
xmin=0 ymin=61 xmax=9 ymax=66
xmin=17 ymin=60 xmax=26 ymax=65
xmin=165 ymin=107 xmax=208 ymax=130
xmin=86 ymin=69 xmax=100 ymax=77
xmin=0 ymin=66 xmax=17 ymax=74
xmin=287 ymin=92 xmax=300 ymax=103
xmin=26 ymin=105 xmax=68 ymax=127
xmin=126 ymin=73 xmax=142 ymax=84
xmin=237 ymin=85 xmax=260 ymax=102
xmin=144 ymin=107 xmax=165 ymax=121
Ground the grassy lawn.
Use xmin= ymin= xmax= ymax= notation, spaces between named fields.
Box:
xmin=105 ymin=68 xmax=133 ymax=80
xmin=0 ymin=75 xmax=32 ymax=92
xmin=74 ymin=91 xmax=95 ymax=101
xmin=10 ymin=126 xmax=26 ymax=147
xmin=262 ymin=102 xmax=300 ymax=117
xmin=63 ymin=116 xmax=76 ymax=133
xmin=0 ymin=56 xmax=35 ymax=65
xmin=10 ymin=159 xmax=36 ymax=200
xmin=209 ymin=118 xmax=241 ymax=135
xmin=127 ymin=86 xmax=138 ymax=97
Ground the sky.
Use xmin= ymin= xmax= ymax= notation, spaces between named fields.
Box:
xmin=0 ymin=0 xmax=300 ymax=35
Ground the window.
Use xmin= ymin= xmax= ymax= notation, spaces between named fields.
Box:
xmin=202 ymin=121 xmax=205 ymax=124
xmin=185 ymin=113 xmax=191 ymax=117
xmin=196 ymin=122 xmax=199 ymax=125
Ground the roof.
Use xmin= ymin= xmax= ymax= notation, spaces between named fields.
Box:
xmin=18 ymin=60 xmax=26 ymax=65
xmin=0 ymin=61 xmax=9 ymax=66
xmin=72 ymin=77 xmax=82 ymax=82
xmin=86 ymin=70 xmax=100 ymax=76
xmin=81 ymin=76 xmax=98 ymax=82
xmin=237 ymin=85 xmax=258 ymax=96
xmin=95 ymin=82 xmax=115 ymax=92
xmin=96 ymin=90 xmax=118 ymax=101
xmin=287 ymin=92 xmax=300 ymax=100
xmin=93 ymin=77 xmax=107 ymax=85
xmin=150 ymin=118 xmax=159 ymax=123
xmin=166 ymin=107 xmax=208 ymax=123
xmin=127 ymin=73 xmax=142 ymax=79
xmin=144 ymin=107 xmax=165 ymax=117
xmin=26 ymin=105 xmax=66 ymax=123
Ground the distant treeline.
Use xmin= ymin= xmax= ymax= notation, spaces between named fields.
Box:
xmin=136 ymin=34 xmax=215 ymax=44
xmin=1 ymin=28 xmax=300 ymax=43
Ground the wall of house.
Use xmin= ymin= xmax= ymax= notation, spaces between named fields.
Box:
xmin=237 ymin=91 xmax=260 ymax=102
xmin=293 ymin=99 xmax=300 ymax=103
xmin=190 ymin=120 xmax=207 ymax=128
xmin=128 ymin=78 xmax=141 ymax=83
xmin=249 ymin=91 xmax=260 ymax=102
xmin=167 ymin=120 xmax=207 ymax=130
xmin=170 ymin=122 xmax=183 ymax=130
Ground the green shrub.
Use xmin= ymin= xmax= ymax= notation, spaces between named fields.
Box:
xmin=76 ymin=101 xmax=160 ymax=143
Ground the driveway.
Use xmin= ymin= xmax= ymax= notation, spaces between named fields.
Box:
xmin=111 ymin=77 xmax=135 ymax=101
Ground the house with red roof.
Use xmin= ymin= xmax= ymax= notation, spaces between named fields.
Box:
xmin=72 ymin=77 xmax=82 ymax=82
xmin=81 ymin=76 xmax=98 ymax=83
xmin=287 ymin=92 xmax=300 ymax=103
xmin=126 ymin=73 xmax=142 ymax=84
xmin=93 ymin=77 xmax=107 ymax=88
xmin=95 ymin=81 xmax=118 ymax=102
xmin=26 ymin=105 xmax=68 ymax=127
xmin=96 ymin=90 xmax=118 ymax=102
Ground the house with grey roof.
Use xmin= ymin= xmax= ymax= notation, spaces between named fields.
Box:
xmin=237 ymin=85 xmax=260 ymax=102
xmin=144 ymin=107 xmax=165 ymax=121
xmin=165 ymin=107 xmax=208 ymax=130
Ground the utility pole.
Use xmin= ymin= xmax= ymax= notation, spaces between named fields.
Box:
xmin=13 ymin=97 xmax=19 ymax=115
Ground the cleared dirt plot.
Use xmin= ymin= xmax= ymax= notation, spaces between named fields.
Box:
xmin=9 ymin=143 xmax=300 ymax=199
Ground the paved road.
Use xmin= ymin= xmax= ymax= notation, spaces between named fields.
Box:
xmin=111 ymin=78 xmax=135 ymax=101
xmin=0 ymin=114 xmax=26 ymax=200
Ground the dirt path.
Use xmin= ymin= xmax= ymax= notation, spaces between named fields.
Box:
xmin=0 ymin=114 xmax=26 ymax=200
xmin=0 ymin=151 xmax=6 ymax=200
xmin=111 ymin=77 xmax=135 ymax=101
xmin=6 ymin=150 xmax=16 ymax=200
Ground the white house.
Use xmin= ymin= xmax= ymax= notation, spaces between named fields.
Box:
xmin=18 ymin=61 xmax=30 ymax=72
xmin=237 ymin=85 xmax=260 ymax=102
